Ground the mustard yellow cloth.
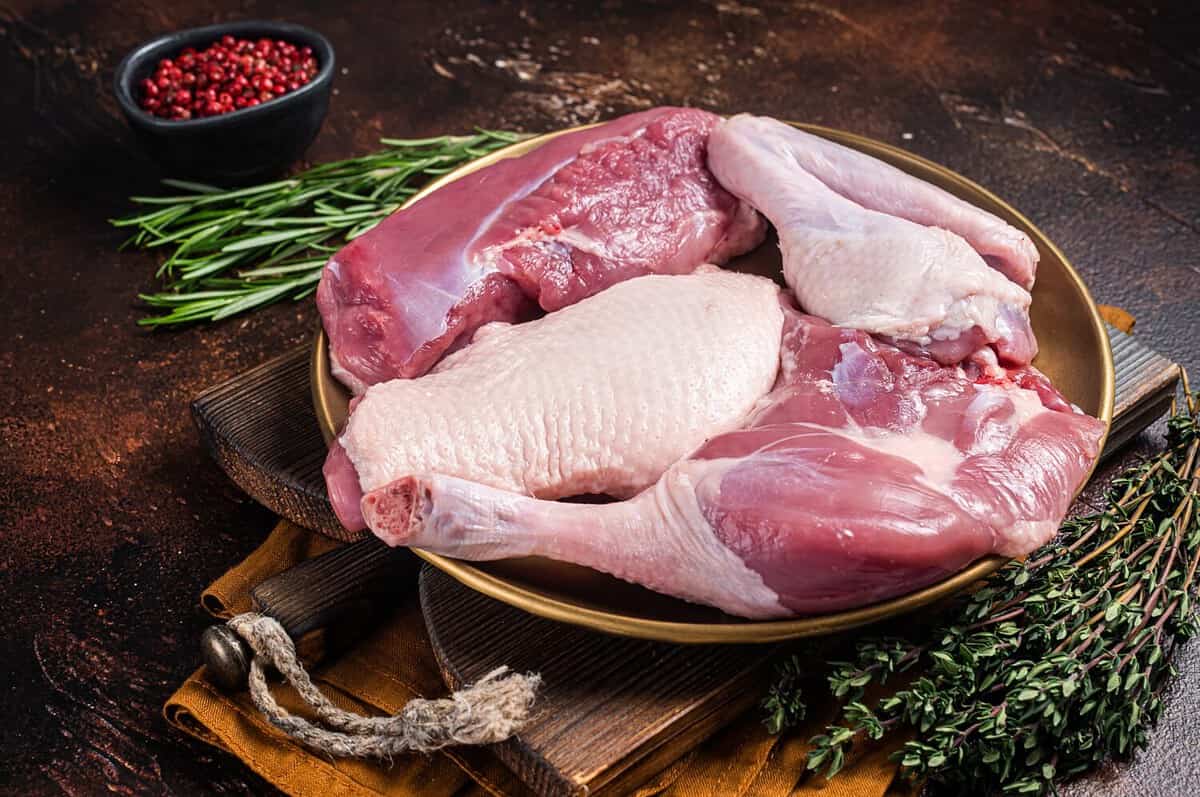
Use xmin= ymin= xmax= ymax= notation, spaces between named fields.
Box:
xmin=165 ymin=521 xmax=913 ymax=796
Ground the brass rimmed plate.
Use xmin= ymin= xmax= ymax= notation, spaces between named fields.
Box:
xmin=312 ymin=122 xmax=1114 ymax=644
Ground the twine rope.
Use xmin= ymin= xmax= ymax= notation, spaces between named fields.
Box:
xmin=227 ymin=612 xmax=540 ymax=758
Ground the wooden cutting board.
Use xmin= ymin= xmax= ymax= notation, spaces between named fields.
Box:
xmin=191 ymin=322 xmax=1177 ymax=797
xmin=420 ymin=565 xmax=778 ymax=796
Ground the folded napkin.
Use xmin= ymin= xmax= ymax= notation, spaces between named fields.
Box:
xmin=166 ymin=521 xmax=915 ymax=796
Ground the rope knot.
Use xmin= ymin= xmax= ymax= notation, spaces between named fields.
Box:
xmin=225 ymin=611 xmax=539 ymax=757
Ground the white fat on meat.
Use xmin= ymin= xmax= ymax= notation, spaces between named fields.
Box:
xmin=707 ymin=114 xmax=1040 ymax=367
xmin=326 ymin=268 xmax=785 ymax=530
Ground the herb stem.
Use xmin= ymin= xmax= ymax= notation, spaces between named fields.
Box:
xmin=114 ymin=130 xmax=528 ymax=326
xmin=1074 ymin=494 xmax=1154 ymax=569
xmin=786 ymin=381 xmax=1200 ymax=794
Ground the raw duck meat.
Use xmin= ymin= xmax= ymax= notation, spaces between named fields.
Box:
xmin=707 ymin=114 xmax=1040 ymax=367
xmin=317 ymin=107 xmax=765 ymax=393
xmin=325 ymin=268 xmax=785 ymax=532
xmin=713 ymin=115 xmax=1039 ymax=288
xmin=362 ymin=308 xmax=1105 ymax=618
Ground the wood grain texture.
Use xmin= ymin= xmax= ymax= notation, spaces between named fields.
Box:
xmin=191 ymin=346 xmax=354 ymax=541
xmin=1 ymin=1 xmax=1197 ymax=795
xmin=420 ymin=566 xmax=776 ymax=797
xmin=1103 ymin=324 xmax=1180 ymax=456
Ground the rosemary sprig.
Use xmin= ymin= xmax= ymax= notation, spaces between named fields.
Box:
xmin=767 ymin=380 xmax=1200 ymax=795
xmin=113 ymin=130 xmax=527 ymax=326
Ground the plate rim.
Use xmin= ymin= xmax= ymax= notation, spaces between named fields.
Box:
xmin=311 ymin=121 xmax=1115 ymax=644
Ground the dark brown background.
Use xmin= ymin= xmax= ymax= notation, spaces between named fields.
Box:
xmin=1 ymin=1 xmax=1197 ymax=794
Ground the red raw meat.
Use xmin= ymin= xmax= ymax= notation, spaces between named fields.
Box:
xmin=361 ymin=308 xmax=1105 ymax=618
xmin=316 ymin=107 xmax=764 ymax=392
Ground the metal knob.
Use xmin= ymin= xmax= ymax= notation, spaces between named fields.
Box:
xmin=199 ymin=537 xmax=415 ymax=691
xmin=201 ymin=624 xmax=252 ymax=690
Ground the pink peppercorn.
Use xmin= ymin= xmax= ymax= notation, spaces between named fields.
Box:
xmin=137 ymin=34 xmax=318 ymax=120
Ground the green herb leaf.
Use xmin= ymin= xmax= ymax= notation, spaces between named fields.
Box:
xmin=116 ymin=130 xmax=528 ymax=326
xmin=767 ymin=390 xmax=1200 ymax=796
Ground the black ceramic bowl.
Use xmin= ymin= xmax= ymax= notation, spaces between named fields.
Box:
xmin=114 ymin=20 xmax=335 ymax=184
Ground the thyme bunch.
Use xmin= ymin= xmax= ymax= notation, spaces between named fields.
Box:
xmin=768 ymin=380 xmax=1199 ymax=794
xmin=112 ymin=130 xmax=526 ymax=326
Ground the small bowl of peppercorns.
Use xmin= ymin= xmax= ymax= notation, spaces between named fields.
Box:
xmin=114 ymin=20 xmax=335 ymax=183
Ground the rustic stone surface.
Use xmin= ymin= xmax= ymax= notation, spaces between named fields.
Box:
xmin=0 ymin=1 xmax=1196 ymax=794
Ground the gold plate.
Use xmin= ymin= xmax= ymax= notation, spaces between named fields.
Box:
xmin=312 ymin=123 xmax=1114 ymax=644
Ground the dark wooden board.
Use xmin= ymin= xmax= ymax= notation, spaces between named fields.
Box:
xmin=419 ymin=565 xmax=775 ymax=797
xmin=1104 ymin=325 xmax=1182 ymax=455
xmin=191 ymin=346 xmax=353 ymax=541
